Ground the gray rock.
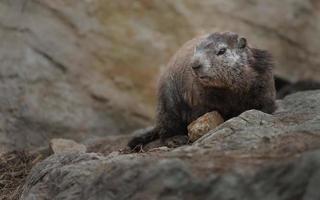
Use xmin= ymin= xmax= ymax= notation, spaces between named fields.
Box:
xmin=0 ymin=0 xmax=152 ymax=152
xmin=20 ymin=90 xmax=320 ymax=200
xmin=1 ymin=0 xmax=320 ymax=152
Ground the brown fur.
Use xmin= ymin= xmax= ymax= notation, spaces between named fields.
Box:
xmin=128 ymin=32 xmax=276 ymax=150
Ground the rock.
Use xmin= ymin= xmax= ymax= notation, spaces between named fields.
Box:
xmin=188 ymin=111 xmax=224 ymax=142
xmin=0 ymin=0 xmax=153 ymax=152
xmin=20 ymin=90 xmax=320 ymax=200
xmin=86 ymin=135 xmax=132 ymax=155
xmin=1 ymin=0 xmax=320 ymax=152
xmin=21 ymin=150 xmax=320 ymax=200
xmin=49 ymin=138 xmax=87 ymax=154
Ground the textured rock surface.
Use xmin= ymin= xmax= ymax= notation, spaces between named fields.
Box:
xmin=21 ymin=90 xmax=320 ymax=200
xmin=0 ymin=0 xmax=154 ymax=152
xmin=188 ymin=111 xmax=224 ymax=142
xmin=1 ymin=0 xmax=320 ymax=152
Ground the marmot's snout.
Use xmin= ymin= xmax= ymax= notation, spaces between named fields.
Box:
xmin=191 ymin=61 xmax=209 ymax=80
xmin=191 ymin=54 xmax=209 ymax=76
xmin=191 ymin=55 xmax=203 ymax=71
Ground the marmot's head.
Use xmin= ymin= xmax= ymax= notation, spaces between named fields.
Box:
xmin=191 ymin=32 xmax=261 ymax=91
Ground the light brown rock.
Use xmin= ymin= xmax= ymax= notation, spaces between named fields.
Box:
xmin=188 ymin=111 xmax=224 ymax=142
xmin=49 ymin=138 xmax=87 ymax=154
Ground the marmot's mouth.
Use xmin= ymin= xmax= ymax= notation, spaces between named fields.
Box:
xmin=198 ymin=76 xmax=214 ymax=84
xmin=195 ymin=73 xmax=226 ymax=88
xmin=198 ymin=76 xmax=226 ymax=88
xmin=193 ymin=72 xmax=213 ymax=82
xmin=199 ymin=75 xmax=211 ymax=80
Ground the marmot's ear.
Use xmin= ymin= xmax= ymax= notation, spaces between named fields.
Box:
xmin=238 ymin=37 xmax=247 ymax=49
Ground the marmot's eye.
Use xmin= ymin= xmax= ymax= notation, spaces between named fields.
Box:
xmin=217 ymin=48 xmax=227 ymax=56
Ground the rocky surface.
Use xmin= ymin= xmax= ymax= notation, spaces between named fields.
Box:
xmin=0 ymin=0 xmax=154 ymax=152
xmin=20 ymin=90 xmax=320 ymax=200
xmin=1 ymin=1 xmax=320 ymax=199
xmin=1 ymin=0 xmax=320 ymax=152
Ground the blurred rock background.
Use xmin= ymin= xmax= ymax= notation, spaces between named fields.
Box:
xmin=0 ymin=0 xmax=320 ymax=152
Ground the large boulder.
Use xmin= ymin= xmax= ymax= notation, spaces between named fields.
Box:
xmin=20 ymin=90 xmax=320 ymax=200
xmin=0 ymin=0 xmax=155 ymax=152
xmin=1 ymin=0 xmax=320 ymax=151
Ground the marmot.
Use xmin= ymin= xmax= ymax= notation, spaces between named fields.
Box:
xmin=128 ymin=32 xmax=276 ymax=150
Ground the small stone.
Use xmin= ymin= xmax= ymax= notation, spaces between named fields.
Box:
xmin=49 ymin=138 xmax=87 ymax=154
xmin=188 ymin=111 xmax=224 ymax=142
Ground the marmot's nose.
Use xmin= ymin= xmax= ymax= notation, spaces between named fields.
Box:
xmin=192 ymin=64 xmax=202 ymax=70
